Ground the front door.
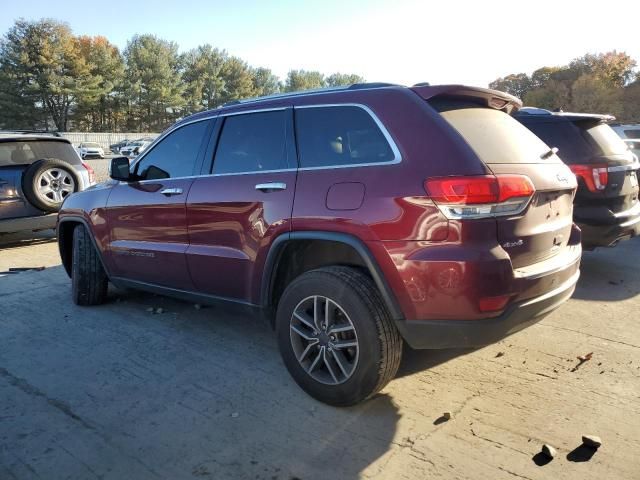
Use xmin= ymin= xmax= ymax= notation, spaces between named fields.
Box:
xmin=105 ymin=119 xmax=213 ymax=289
xmin=186 ymin=108 xmax=296 ymax=303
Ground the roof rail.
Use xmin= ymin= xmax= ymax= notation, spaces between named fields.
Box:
xmin=0 ymin=129 xmax=62 ymax=136
xmin=221 ymin=82 xmax=400 ymax=107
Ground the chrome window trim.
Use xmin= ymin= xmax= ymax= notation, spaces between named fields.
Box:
xmin=127 ymin=103 xmax=403 ymax=182
xmin=123 ymin=168 xmax=298 ymax=185
xmin=294 ymin=103 xmax=402 ymax=170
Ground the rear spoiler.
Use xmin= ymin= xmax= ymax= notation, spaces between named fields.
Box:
xmin=411 ymin=84 xmax=523 ymax=114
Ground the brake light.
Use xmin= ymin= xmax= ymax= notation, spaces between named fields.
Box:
xmin=82 ymin=161 xmax=96 ymax=184
xmin=569 ymin=164 xmax=608 ymax=192
xmin=425 ymin=175 xmax=535 ymax=219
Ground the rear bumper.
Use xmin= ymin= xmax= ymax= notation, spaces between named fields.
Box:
xmin=0 ymin=213 xmax=57 ymax=234
xmin=396 ymin=268 xmax=579 ymax=349
xmin=577 ymin=203 xmax=640 ymax=248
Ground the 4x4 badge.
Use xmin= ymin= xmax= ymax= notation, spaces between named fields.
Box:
xmin=502 ymin=239 xmax=524 ymax=248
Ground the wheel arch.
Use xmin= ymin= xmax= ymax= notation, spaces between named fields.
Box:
xmin=261 ymin=231 xmax=403 ymax=323
xmin=57 ymin=216 xmax=109 ymax=278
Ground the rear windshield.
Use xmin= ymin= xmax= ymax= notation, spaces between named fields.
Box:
xmin=0 ymin=140 xmax=79 ymax=166
xmin=520 ymin=120 xmax=593 ymax=164
xmin=580 ymin=122 xmax=630 ymax=156
xmin=434 ymin=102 xmax=554 ymax=164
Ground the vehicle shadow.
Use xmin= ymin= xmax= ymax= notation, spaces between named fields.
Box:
xmin=0 ymin=230 xmax=56 ymax=249
xmin=65 ymin=285 xmax=402 ymax=479
xmin=572 ymin=237 xmax=640 ymax=302
xmin=397 ymin=344 xmax=476 ymax=378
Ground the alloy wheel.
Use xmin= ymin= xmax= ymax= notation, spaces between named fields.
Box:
xmin=290 ymin=295 xmax=359 ymax=385
xmin=36 ymin=168 xmax=75 ymax=204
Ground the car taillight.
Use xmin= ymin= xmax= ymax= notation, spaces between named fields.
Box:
xmin=425 ymin=175 xmax=535 ymax=219
xmin=568 ymin=164 xmax=608 ymax=192
xmin=82 ymin=161 xmax=96 ymax=184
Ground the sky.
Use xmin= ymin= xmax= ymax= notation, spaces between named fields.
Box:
xmin=2 ymin=0 xmax=640 ymax=87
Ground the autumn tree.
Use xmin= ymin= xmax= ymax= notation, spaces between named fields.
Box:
xmin=0 ymin=18 xmax=98 ymax=131
xmin=74 ymin=35 xmax=125 ymax=131
xmin=489 ymin=73 xmax=532 ymax=99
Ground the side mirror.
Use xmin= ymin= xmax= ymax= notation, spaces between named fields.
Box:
xmin=110 ymin=157 xmax=132 ymax=181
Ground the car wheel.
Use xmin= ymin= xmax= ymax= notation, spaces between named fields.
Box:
xmin=276 ymin=266 xmax=402 ymax=406
xmin=72 ymin=224 xmax=108 ymax=306
xmin=22 ymin=159 xmax=78 ymax=212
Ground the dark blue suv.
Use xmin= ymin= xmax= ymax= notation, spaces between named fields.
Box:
xmin=0 ymin=132 xmax=95 ymax=234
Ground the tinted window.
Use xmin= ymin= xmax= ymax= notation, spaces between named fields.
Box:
xmin=580 ymin=123 xmax=630 ymax=156
xmin=522 ymin=120 xmax=593 ymax=164
xmin=624 ymin=129 xmax=640 ymax=139
xmin=438 ymin=106 xmax=557 ymax=164
xmin=0 ymin=140 xmax=79 ymax=167
xmin=295 ymin=106 xmax=395 ymax=168
xmin=213 ymin=111 xmax=288 ymax=174
xmin=135 ymin=120 xmax=209 ymax=180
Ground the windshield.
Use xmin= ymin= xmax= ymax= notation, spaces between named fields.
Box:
xmin=435 ymin=103 xmax=555 ymax=164
xmin=82 ymin=142 xmax=101 ymax=148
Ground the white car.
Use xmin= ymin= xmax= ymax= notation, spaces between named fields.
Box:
xmin=120 ymin=140 xmax=152 ymax=158
xmin=78 ymin=142 xmax=105 ymax=159
xmin=611 ymin=124 xmax=640 ymax=158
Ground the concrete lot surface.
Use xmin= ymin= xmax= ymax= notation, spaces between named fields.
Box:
xmin=0 ymin=232 xmax=639 ymax=479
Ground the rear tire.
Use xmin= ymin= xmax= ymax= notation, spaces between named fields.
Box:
xmin=72 ymin=225 xmax=108 ymax=306
xmin=276 ymin=266 xmax=402 ymax=406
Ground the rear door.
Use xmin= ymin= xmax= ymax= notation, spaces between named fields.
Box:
xmin=436 ymin=104 xmax=577 ymax=268
xmin=105 ymin=119 xmax=213 ymax=289
xmin=185 ymin=108 xmax=296 ymax=303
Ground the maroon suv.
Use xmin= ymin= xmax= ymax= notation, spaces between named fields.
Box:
xmin=57 ymin=83 xmax=581 ymax=406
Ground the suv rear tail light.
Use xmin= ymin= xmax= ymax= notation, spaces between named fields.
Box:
xmin=82 ymin=161 xmax=96 ymax=184
xmin=569 ymin=164 xmax=608 ymax=192
xmin=425 ymin=175 xmax=535 ymax=219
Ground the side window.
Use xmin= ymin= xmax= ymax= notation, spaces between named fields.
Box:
xmin=295 ymin=106 xmax=395 ymax=168
xmin=213 ymin=110 xmax=288 ymax=174
xmin=135 ymin=120 xmax=210 ymax=180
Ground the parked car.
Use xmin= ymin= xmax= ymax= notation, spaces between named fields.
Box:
xmin=110 ymin=139 xmax=131 ymax=154
xmin=611 ymin=123 xmax=640 ymax=159
xmin=515 ymin=108 xmax=640 ymax=249
xmin=57 ymin=83 xmax=581 ymax=406
xmin=120 ymin=139 xmax=151 ymax=157
xmin=78 ymin=142 xmax=105 ymax=159
xmin=1 ymin=132 xmax=96 ymax=234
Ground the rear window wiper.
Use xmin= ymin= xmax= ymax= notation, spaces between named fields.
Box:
xmin=541 ymin=147 xmax=559 ymax=159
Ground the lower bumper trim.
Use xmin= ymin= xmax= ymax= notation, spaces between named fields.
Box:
xmin=396 ymin=269 xmax=580 ymax=349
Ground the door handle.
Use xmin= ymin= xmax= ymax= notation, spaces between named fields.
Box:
xmin=160 ymin=187 xmax=183 ymax=196
xmin=255 ymin=182 xmax=287 ymax=192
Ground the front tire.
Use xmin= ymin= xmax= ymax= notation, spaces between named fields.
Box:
xmin=276 ymin=266 xmax=402 ymax=406
xmin=72 ymin=225 xmax=108 ymax=306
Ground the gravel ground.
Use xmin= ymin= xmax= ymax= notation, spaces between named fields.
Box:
xmin=0 ymin=233 xmax=639 ymax=480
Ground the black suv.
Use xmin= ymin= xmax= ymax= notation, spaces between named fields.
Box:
xmin=515 ymin=108 xmax=640 ymax=249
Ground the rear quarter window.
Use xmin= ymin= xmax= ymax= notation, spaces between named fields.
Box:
xmin=294 ymin=105 xmax=396 ymax=168
xmin=580 ymin=123 xmax=630 ymax=156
